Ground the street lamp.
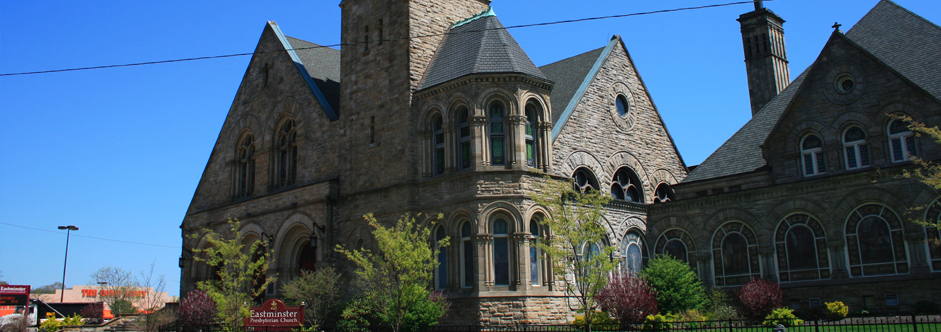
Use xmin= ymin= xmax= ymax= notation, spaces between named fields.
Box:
xmin=58 ymin=225 xmax=78 ymax=302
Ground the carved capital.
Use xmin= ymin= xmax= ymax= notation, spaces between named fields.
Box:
xmin=471 ymin=116 xmax=489 ymax=126
xmin=506 ymin=115 xmax=527 ymax=125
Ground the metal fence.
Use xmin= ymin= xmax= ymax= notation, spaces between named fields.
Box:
xmin=159 ymin=315 xmax=941 ymax=332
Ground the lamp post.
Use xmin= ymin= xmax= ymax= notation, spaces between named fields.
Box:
xmin=58 ymin=225 xmax=78 ymax=302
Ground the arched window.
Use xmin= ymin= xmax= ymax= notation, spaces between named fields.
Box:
xmin=573 ymin=168 xmax=599 ymax=193
xmin=774 ymin=214 xmax=830 ymax=282
xmin=275 ymin=118 xmax=298 ymax=188
xmin=489 ymin=103 xmax=506 ymax=166
xmin=434 ymin=226 xmax=448 ymax=289
xmin=432 ymin=116 xmax=445 ymax=176
xmin=845 ymin=204 xmax=908 ymax=277
xmin=298 ymin=240 xmax=316 ymax=272
xmin=622 ymin=231 xmax=647 ymax=275
xmin=843 ymin=127 xmax=870 ymax=169
xmin=712 ymin=222 xmax=760 ymax=286
xmin=492 ymin=218 xmax=510 ymax=286
xmin=801 ymin=134 xmax=826 ymax=176
xmin=655 ymin=229 xmax=692 ymax=263
xmin=457 ymin=108 xmax=472 ymax=170
xmin=529 ymin=220 xmax=543 ymax=286
xmin=611 ymin=167 xmax=643 ymax=203
xmin=460 ymin=221 xmax=474 ymax=288
xmin=235 ymin=133 xmax=255 ymax=198
xmin=653 ymin=183 xmax=674 ymax=204
xmin=888 ymin=119 xmax=918 ymax=162
xmin=524 ymin=104 xmax=539 ymax=168
xmin=925 ymin=199 xmax=941 ymax=272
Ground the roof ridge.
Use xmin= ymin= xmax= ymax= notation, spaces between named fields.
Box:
xmin=848 ymin=0 xmax=941 ymax=35
xmin=452 ymin=6 xmax=495 ymax=29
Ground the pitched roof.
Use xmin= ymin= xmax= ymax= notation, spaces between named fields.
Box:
xmin=539 ymin=46 xmax=605 ymax=126
xmin=418 ymin=8 xmax=546 ymax=90
xmin=285 ymin=36 xmax=342 ymax=113
xmin=845 ymin=0 xmax=941 ymax=99
xmin=268 ymin=22 xmax=339 ymax=120
xmin=683 ymin=70 xmax=808 ymax=182
xmin=683 ymin=0 xmax=939 ymax=183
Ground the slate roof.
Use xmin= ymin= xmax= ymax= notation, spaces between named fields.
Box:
xmin=285 ymin=36 xmax=342 ymax=113
xmin=418 ymin=8 xmax=547 ymax=90
xmin=845 ymin=0 xmax=941 ymax=99
xmin=539 ymin=47 xmax=605 ymax=125
xmin=683 ymin=0 xmax=939 ymax=183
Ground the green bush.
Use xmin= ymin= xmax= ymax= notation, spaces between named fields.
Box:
xmin=701 ymin=288 xmax=739 ymax=320
xmin=572 ymin=311 xmax=617 ymax=330
xmin=640 ymin=255 xmax=705 ymax=314
xmin=914 ymin=301 xmax=940 ymax=314
xmin=641 ymin=313 xmax=680 ymax=330
xmin=763 ymin=308 xmax=803 ymax=327
xmin=825 ymin=301 xmax=848 ymax=320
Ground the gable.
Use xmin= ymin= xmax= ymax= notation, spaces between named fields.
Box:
xmin=540 ymin=47 xmax=604 ymax=126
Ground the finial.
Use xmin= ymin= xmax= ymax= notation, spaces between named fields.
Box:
xmin=832 ymin=22 xmax=842 ymax=33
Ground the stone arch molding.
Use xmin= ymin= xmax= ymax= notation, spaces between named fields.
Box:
xmin=273 ymin=211 xmax=317 ymax=272
xmin=263 ymin=97 xmax=303 ymax=138
xmin=832 ymin=187 xmax=910 ymax=224
xmin=650 ymin=169 xmax=679 ymax=186
xmin=828 ymin=111 xmax=873 ymax=134
xmin=704 ymin=208 xmax=765 ymax=241
xmin=880 ymin=102 xmax=926 ymax=125
xmin=767 ymin=198 xmax=833 ymax=228
xmin=562 ymin=151 xmax=606 ymax=181
xmin=785 ymin=120 xmax=831 ymax=152
xmin=222 ymin=113 xmax=264 ymax=154
xmin=479 ymin=201 xmax=525 ymax=233
xmin=477 ymin=87 xmax=518 ymax=116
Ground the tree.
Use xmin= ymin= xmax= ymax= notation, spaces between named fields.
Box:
xmin=80 ymin=302 xmax=104 ymax=324
xmin=139 ymin=261 xmax=174 ymax=332
xmin=89 ymin=267 xmax=139 ymax=316
xmin=530 ymin=176 xmax=618 ymax=332
xmin=32 ymin=282 xmax=62 ymax=294
xmin=596 ymin=272 xmax=658 ymax=326
xmin=281 ymin=267 xmax=344 ymax=328
xmin=190 ymin=219 xmax=275 ymax=330
xmin=639 ymin=255 xmax=706 ymax=314
xmin=178 ymin=290 xmax=217 ymax=326
xmin=894 ymin=115 xmax=941 ymax=227
xmin=336 ymin=213 xmax=449 ymax=332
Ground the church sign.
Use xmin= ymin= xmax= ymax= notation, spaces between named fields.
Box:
xmin=0 ymin=285 xmax=30 ymax=306
xmin=244 ymin=299 xmax=304 ymax=327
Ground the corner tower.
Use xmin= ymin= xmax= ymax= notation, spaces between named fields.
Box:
xmin=737 ymin=0 xmax=790 ymax=115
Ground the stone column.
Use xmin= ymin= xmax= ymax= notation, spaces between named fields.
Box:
xmin=538 ymin=121 xmax=552 ymax=172
xmin=759 ymin=245 xmax=776 ymax=281
xmin=827 ymin=235 xmax=848 ymax=279
xmin=472 ymin=115 xmax=489 ymax=167
xmin=443 ymin=123 xmax=457 ymax=173
xmin=507 ymin=114 xmax=526 ymax=170
xmin=514 ymin=233 xmax=529 ymax=290
xmin=477 ymin=234 xmax=494 ymax=290
xmin=905 ymin=233 xmax=929 ymax=274
xmin=419 ymin=130 xmax=432 ymax=177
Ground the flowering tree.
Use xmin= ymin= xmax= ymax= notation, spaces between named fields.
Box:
xmin=178 ymin=290 xmax=217 ymax=326
xmin=596 ymin=273 xmax=657 ymax=326
xmin=736 ymin=278 xmax=782 ymax=319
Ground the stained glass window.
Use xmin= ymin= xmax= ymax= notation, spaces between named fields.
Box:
xmin=616 ymin=95 xmax=629 ymax=117
xmin=655 ymin=229 xmax=692 ymax=263
xmin=845 ymin=204 xmax=908 ymax=277
xmin=654 ymin=183 xmax=674 ymax=203
xmin=435 ymin=226 xmax=448 ymax=289
xmin=573 ymin=168 xmax=599 ymax=193
xmin=843 ymin=127 xmax=869 ymax=169
xmin=622 ymin=232 xmax=646 ymax=275
xmin=276 ymin=118 xmax=298 ymax=187
xmin=236 ymin=133 xmax=255 ymax=198
xmin=925 ymin=199 xmax=941 ymax=272
xmin=530 ymin=220 xmax=541 ymax=286
xmin=775 ymin=214 xmax=830 ymax=282
xmin=433 ymin=116 xmax=445 ymax=176
xmin=888 ymin=119 xmax=917 ymax=162
xmin=461 ymin=221 xmax=474 ymax=288
xmin=493 ymin=218 xmax=510 ymax=285
xmin=801 ymin=135 xmax=825 ymax=176
xmin=489 ymin=104 xmax=505 ymax=166
xmin=457 ymin=109 xmax=472 ymax=170
xmin=712 ymin=222 xmax=760 ymax=286
xmin=611 ymin=168 xmax=643 ymax=203
xmin=525 ymin=106 xmax=537 ymax=168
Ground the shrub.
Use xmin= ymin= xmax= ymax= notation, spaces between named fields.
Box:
xmin=701 ymin=288 xmax=739 ymax=320
xmin=179 ymin=290 xmax=217 ymax=326
xmin=62 ymin=314 xmax=84 ymax=326
xmin=80 ymin=302 xmax=104 ymax=324
xmin=914 ymin=301 xmax=940 ymax=314
xmin=763 ymin=308 xmax=803 ymax=327
xmin=40 ymin=312 xmax=63 ymax=332
xmin=736 ymin=278 xmax=782 ymax=319
xmin=281 ymin=267 xmax=345 ymax=327
xmin=640 ymin=255 xmax=706 ymax=314
xmin=596 ymin=273 xmax=658 ymax=324
xmin=572 ymin=311 xmax=617 ymax=330
xmin=111 ymin=298 xmax=137 ymax=316
xmin=825 ymin=301 xmax=848 ymax=320
xmin=641 ymin=313 xmax=680 ymax=331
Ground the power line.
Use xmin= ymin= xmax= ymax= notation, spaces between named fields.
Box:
xmin=0 ymin=1 xmax=756 ymax=77
xmin=0 ymin=222 xmax=178 ymax=249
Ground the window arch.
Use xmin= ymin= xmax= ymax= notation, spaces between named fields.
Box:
xmin=925 ymin=199 xmax=941 ymax=272
xmin=274 ymin=118 xmax=298 ymax=188
xmin=524 ymin=104 xmax=539 ymax=168
xmin=774 ymin=213 xmax=830 ymax=282
xmin=622 ymin=231 xmax=647 ymax=275
xmin=801 ymin=134 xmax=826 ymax=176
xmin=489 ymin=102 xmax=506 ymax=166
xmin=654 ymin=229 xmax=692 ymax=262
xmin=712 ymin=222 xmax=760 ymax=286
xmin=460 ymin=221 xmax=475 ymax=288
xmin=888 ymin=119 xmax=918 ymax=162
xmin=653 ymin=183 xmax=674 ymax=204
xmin=529 ymin=219 xmax=544 ymax=286
xmin=456 ymin=108 xmax=472 ymax=170
xmin=492 ymin=218 xmax=511 ymax=286
xmin=573 ymin=167 xmax=599 ymax=193
xmin=434 ymin=225 xmax=448 ymax=290
xmin=235 ymin=133 xmax=255 ymax=198
xmin=845 ymin=204 xmax=908 ymax=277
xmin=432 ymin=115 xmax=445 ymax=176
xmin=843 ymin=126 xmax=870 ymax=169
xmin=611 ymin=167 xmax=643 ymax=203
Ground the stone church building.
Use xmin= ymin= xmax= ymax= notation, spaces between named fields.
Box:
xmin=179 ymin=0 xmax=940 ymax=324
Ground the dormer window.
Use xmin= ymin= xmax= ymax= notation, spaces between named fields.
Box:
xmin=801 ymin=134 xmax=826 ymax=176
xmin=843 ymin=127 xmax=870 ymax=169
xmin=888 ymin=119 xmax=917 ymax=162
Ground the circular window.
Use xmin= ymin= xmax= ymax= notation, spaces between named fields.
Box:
xmin=835 ymin=74 xmax=856 ymax=94
xmin=616 ymin=95 xmax=630 ymax=117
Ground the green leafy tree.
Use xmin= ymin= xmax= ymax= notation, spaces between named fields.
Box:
xmin=190 ymin=219 xmax=275 ymax=330
xmin=89 ymin=267 xmax=138 ymax=316
xmin=281 ymin=267 xmax=344 ymax=328
xmin=32 ymin=282 xmax=63 ymax=294
xmin=894 ymin=115 xmax=941 ymax=228
xmin=530 ymin=176 xmax=618 ymax=332
xmin=336 ymin=213 xmax=449 ymax=332
xmin=640 ymin=255 xmax=706 ymax=314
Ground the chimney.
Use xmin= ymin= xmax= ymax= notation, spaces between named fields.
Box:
xmin=738 ymin=0 xmax=790 ymax=116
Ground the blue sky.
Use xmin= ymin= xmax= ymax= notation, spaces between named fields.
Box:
xmin=1 ymin=0 xmax=938 ymax=297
